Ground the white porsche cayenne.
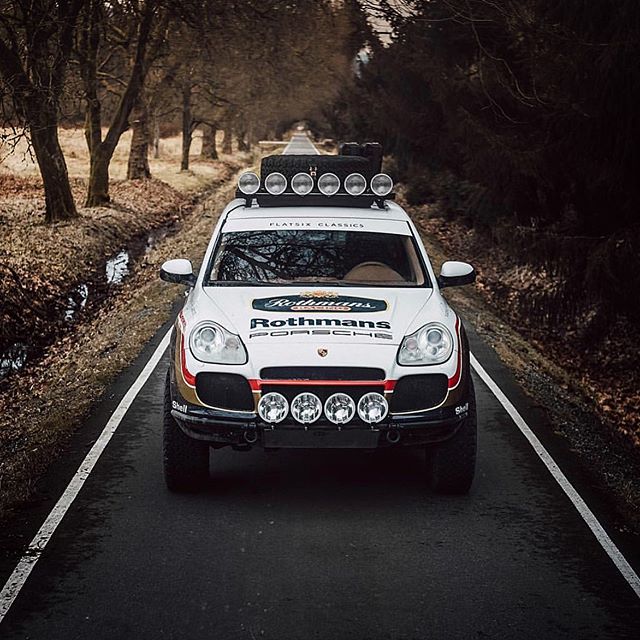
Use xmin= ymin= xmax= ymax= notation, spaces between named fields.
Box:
xmin=160 ymin=148 xmax=477 ymax=494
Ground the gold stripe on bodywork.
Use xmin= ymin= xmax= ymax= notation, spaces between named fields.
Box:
xmin=174 ymin=325 xmax=201 ymax=406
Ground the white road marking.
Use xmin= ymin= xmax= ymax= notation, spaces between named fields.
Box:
xmin=0 ymin=329 xmax=171 ymax=624
xmin=471 ymin=353 xmax=640 ymax=599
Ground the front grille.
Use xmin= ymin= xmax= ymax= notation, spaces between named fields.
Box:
xmin=390 ymin=374 xmax=448 ymax=413
xmin=260 ymin=366 xmax=385 ymax=381
xmin=262 ymin=383 xmax=385 ymax=425
xmin=195 ymin=373 xmax=254 ymax=411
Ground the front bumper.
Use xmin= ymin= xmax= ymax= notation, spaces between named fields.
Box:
xmin=171 ymin=404 xmax=468 ymax=449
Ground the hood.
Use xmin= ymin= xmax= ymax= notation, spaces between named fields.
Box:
xmin=197 ymin=286 xmax=434 ymax=346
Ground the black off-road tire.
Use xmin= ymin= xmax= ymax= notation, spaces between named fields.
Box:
xmin=163 ymin=371 xmax=209 ymax=492
xmin=261 ymin=154 xmax=373 ymax=181
xmin=430 ymin=379 xmax=478 ymax=495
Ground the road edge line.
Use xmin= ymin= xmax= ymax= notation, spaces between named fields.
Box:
xmin=0 ymin=329 xmax=171 ymax=625
xmin=470 ymin=353 xmax=640 ymax=599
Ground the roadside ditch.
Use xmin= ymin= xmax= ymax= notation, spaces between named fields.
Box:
xmin=0 ymin=163 xmax=244 ymax=519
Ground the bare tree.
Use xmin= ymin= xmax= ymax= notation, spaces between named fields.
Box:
xmin=76 ymin=0 xmax=164 ymax=205
xmin=0 ymin=0 xmax=85 ymax=222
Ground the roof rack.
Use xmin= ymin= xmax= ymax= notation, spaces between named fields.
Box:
xmin=235 ymin=143 xmax=394 ymax=208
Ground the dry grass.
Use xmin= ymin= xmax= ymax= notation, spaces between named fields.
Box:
xmin=0 ymin=127 xmax=228 ymax=194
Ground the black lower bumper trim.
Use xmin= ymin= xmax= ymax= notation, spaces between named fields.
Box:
xmin=172 ymin=409 xmax=465 ymax=448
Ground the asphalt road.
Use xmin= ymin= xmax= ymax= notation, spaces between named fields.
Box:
xmin=283 ymin=132 xmax=320 ymax=155
xmin=1 ymin=135 xmax=639 ymax=639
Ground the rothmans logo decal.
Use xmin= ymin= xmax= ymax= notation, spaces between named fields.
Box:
xmin=252 ymin=292 xmax=387 ymax=313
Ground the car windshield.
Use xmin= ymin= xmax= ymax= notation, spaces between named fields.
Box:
xmin=207 ymin=230 xmax=427 ymax=286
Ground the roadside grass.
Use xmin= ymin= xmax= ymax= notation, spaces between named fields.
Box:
xmin=0 ymin=128 xmax=226 ymax=194
xmin=0 ymin=127 xmax=251 ymax=520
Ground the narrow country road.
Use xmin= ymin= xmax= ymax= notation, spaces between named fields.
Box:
xmin=0 ymin=135 xmax=639 ymax=640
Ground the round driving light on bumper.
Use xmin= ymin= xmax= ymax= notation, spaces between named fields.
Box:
xmin=265 ymin=172 xmax=287 ymax=195
xmin=291 ymin=392 xmax=322 ymax=424
xmin=292 ymin=172 xmax=314 ymax=195
xmin=344 ymin=173 xmax=367 ymax=196
xmin=357 ymin=392 xmax=388 ymax=424
xmin=371 ymin=173 xmax=393 ymax=197
xmin=324 ymin=393 xmax=356 ymax=425
xmin=258 ymin=392 xmax=289 ymax=424
xmin=318 ymin=172 xmax=340 ymax=196
xmin=238 ymin=171 xmax=260 ymax=195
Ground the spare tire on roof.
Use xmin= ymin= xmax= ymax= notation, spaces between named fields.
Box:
xmin=260 ymin=154 xmax=373 ymax=182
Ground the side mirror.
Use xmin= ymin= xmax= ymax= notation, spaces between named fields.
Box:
xmin=160 ymin=259 xmax=197 ymax=287
xmin=437 ymin=261 xmax=475 ymax=288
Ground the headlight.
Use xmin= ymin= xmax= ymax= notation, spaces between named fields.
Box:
xmin=397 ymin=322 xmax=453 ymax=365
xmin=344 ymin=173 xmax=367 ymax=196
xmin=189 ymin=321 xmax=247 ymax=364
xmin=370 ymin=173 xmax=393 ymax=196
xmin=291 ymin=172 xmax=314 ymax=195
xmin=258 ymin=392 xmax=289 ymax=424
xmin=324 ymin=393 xmax=356 ymax=424
xmin=357 ymin=392 xmax=388 ymax=424
xmin=265 ymin=172 xmax=287 ymax=195
xmin=318 ymin=173 xmax=340 ymax=196
xmin=238 ymin=172 xmax=260 ymax=195
xmin=291 ymin=392 xmax=322 ymax=424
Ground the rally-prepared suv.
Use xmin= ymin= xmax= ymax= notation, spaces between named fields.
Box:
xmin=160 ymin=144 xmax=477 ymax=493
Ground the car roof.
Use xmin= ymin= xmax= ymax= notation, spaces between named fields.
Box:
xmin=225 ymin=200 xmax=410 ymax=223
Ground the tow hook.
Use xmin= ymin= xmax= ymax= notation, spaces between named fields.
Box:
xmin=243 ymin=427 xmax=259 ymax=444
xmin=386 ymin=428 xmax=401 ymax=444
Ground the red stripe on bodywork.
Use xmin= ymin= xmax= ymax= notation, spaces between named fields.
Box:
xmin=448 ymin=316 xmax=462 ymax=389
xmin=180 ymin=333 xmax=196 ymax=387
xmin=249 ymin=379 xmax=395 ymax=391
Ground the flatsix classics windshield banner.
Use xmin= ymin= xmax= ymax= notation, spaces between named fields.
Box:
xmin=252 ymin=293 xmax=388 ymax=313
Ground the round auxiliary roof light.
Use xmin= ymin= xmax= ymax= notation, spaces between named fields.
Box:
xmin=357 ymin=392 xmax=389 ymax=424
xmin=344 ymin=173 xmax=367 ymax=196
xmin=292 ymin=172 xmax=314 ymax=196
xmin=258 ymin=392 xmax=289 ymax=424
xmin=238 ymin=171 xmax=260 ymax=195
xmin=370 ymin=173 xmax=394 ymax=197
xmin=291 ymin=392 xmax=322 ymax=424
xmin=318 ymin=172 xmax=340 ymax=196
xmin=324 ymin=393 xmax=356 ymax=425
xmin=265 ymin=172 xmax=287 ymax=195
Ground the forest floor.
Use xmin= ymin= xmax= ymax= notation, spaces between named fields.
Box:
xmin=406 ymin=194 xmax=640 ymax=531
xmin=0 ymin=128 xmax=249 ymax=519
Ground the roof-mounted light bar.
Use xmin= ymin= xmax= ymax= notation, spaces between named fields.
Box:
xmin=235 ymin=171 xmax=394 ymax=203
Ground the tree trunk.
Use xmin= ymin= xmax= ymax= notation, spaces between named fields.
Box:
xmin=86 ymin=147 xmax=112 ymax=206
xmin=200 ymin=123 xmax=218 ymax=160
xmin=29 ymin=111 xmax=77 ymax=222
xmin=127 ymin=99 xmax=151 ymax=180
xmin=221 ymin=127 xmax=232 ymax=154
xmin=236 ymin=129 xmax=249 ymax=152
xmin=153 ymin=115 xmax=160 ymax=159
xmin=181 ymin=85 xmax=192 ymax=171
